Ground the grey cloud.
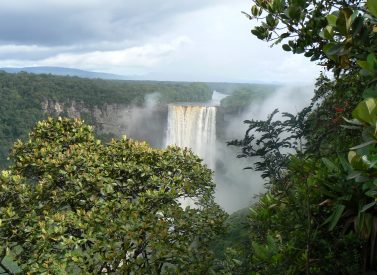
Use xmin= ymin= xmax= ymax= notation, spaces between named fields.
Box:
xmin=0 ymin=7 xmax=117 ymax=46
xmin=0 ymin=0 xmax=225 ymax=46
xmin=0 ymin=0 xmax=320 ymax=84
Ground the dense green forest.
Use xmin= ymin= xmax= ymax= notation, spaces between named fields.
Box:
xmin=0 ymin=71 xmax=213 ymax=166
xmin=219 ymin=86 xmax=275 ymax=113
xmin=207 ymin=82 xmax=278 ymax=95
xmin=0 ymin=70 xmax=273 ymax=168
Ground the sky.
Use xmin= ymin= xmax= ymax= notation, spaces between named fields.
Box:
xmin=0 ymin=0 xmax=320 ymax=83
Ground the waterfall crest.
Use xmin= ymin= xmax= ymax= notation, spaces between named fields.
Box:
xmin=166 ymin=104 xmax=216 ymax=170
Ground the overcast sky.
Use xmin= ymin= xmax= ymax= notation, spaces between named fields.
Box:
xmin=0 ymin=0 xmax=320 ymax=83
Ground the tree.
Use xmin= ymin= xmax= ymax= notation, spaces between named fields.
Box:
xmin=0 ymin=117 xmax=226 ymax=274
xmin=228 ymin=106 xmax=312 ymax=184
xmin=244 ymin=0 xmax=377 ymax=74
xmin=225 ymin=0 xmax=377 ymax=273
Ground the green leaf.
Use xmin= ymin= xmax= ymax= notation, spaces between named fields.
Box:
xmin=326 ymin=14 xmax=338 ymax=27
xmin=251 ymin=26 xmax=269 ymax=39
xmin=327 ymin=44 xmax=344 ymax=56
xmin=294 ymin=47 xmax=305 ymax=54
xmin=323 ymin=43 xmax=341 ymax=61
xmin=352 ymin=98 xmax=377 ymax=125
xmin=272 ymin=0 xmax=285 ymax=12
xmin=362 ymin=87 xmax=377 ymax=99
xmin=367 ymin=53 xmax=376 ymax=67
xmin=280 ymin=32 xmax=290 ymax=38
xmin=336 ymin=8 xmax=353 ymax=35
xmin=347 ymin=171 xmax=361 ymax=180
xmin=288 ymin=6 xmax=301 ymax=21
xmin=343 ymin=117 xmax=364 ymax=126
xmin=266 ymin=14 xmax=276 ymax=27
xmin=304 ymin=51 xmax=313 ymax=57
xmin=232 ymin=258 xmax=242 ymax=265
xmin=282 ymin=44 xmax=291 ymax=51
xmin=348 ymin=151 xmax=369 ymax=171
xmin=319 ymin=26 xmax=334 ymax=40
xmin=324 ymin=25 xmax=334 ymax=39
xmin=352 ymin=15 xmax=364 ymax=37
xmin=328 ymin=204 xmax=346 ymax=230
xmin=350 ymin=140 xmax=377 ymax=150
xmin=361 ymin=201 xmax=376 ymax=213
xmin=322 ymin=158 xmax=339 ymax=172
xmin=357 ymin=60 xmax=374 ymax=73
xmin=367 ymin=0 xmax=377 ymax=17
xmin=339 ymin=155 xmax=351 ymax=171
xmin=251 ymin=5 xmax=259 ymax=17
xmin=292 ymin=0 xmax=305 ymax=8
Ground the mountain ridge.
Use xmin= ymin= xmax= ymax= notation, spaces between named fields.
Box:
xmin=0 ymin=66 xmax=129 ymax=80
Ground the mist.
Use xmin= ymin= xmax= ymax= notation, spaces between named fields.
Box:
xmin=213 ymin=84 xmax=314 ymax=213
xmin=117 ymin=92 xmax=167 ymax=148
xmin=116 ymin=85 xmax=314 ymax=213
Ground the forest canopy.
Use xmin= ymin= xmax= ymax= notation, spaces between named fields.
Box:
xmin=0 ymin=117 xmax=226 ymax=273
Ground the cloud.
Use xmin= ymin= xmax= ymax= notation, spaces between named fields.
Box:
xmin=135 ymin=2 xmax=320 ymax=83
xmin=0 ymin=0 xmax=225 ymax=46
xmin=0 ymin=37 xmax=190 ymax=74
xmin=40 ymin=36 xmax=190 ymax=72
xmin=0 ymin=0 xmax=321 ymax=83
xmin=0 ymin=44 xmax=76 ymax=60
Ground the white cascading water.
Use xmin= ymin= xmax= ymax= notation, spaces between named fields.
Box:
xmin=165 ymin=104 xmax=216 ymax=170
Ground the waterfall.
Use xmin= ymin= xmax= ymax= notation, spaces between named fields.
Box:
xmin=166 ymin=104 xmax=216 ymax=170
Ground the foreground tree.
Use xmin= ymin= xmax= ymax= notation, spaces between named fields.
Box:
xmin=0 ymin=117 xmax=226 ymax=274
xmin=226 ymin=0 xmax=377 ymax=273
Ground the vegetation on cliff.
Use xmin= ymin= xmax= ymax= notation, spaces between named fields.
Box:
xmin=0 ymin=72 xmax=212 ymax=167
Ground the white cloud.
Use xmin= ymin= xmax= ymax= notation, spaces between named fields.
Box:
xmin=139 ymin=2 xmax=320 ymax=83
xmin=0 ymin=0 xmax=322 ymax=83
xmin=1 ymin=37 xmax=191 ymax=75
xmin=0 ymin=44 xmax=50 ymax=53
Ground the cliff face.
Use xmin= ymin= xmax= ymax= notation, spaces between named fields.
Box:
xmin=42 ymin=99 xmax=127 ymax=136
xmin=41 ymin=99 xmax=168 ymax=147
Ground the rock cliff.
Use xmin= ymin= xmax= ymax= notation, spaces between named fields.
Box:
xmin=41 ymin=99 xmax=168 ymax=147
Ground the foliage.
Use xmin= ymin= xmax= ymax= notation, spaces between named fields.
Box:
xmin=0 ymin=117 xmax=226 ymax=274
xmin=228 ymin=106 xmax=312 ymax=182
xmin=244 ymin=0 xmax=377 ymax=73
xmin=225 ymin=0 xmax=377 ymax=273
xmin=305 ymin=71 xmax=362 ymax=155
xmin=211 ymin=208 xmax=252 ymax=274
xmin=0 ymin=71 xmax=213 ymax=167
xmin=245 ymin=157 xmax=365 ymax=274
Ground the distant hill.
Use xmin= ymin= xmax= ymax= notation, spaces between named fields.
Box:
xmin=0 ymin=66 xmax=128 ymax=80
